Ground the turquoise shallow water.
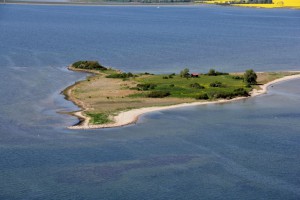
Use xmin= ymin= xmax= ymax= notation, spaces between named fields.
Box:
xmin=0 ymin=4 xmax=300 ymax=199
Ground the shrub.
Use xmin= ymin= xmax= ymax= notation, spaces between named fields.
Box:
xmin=127 ymin=72 xmax=134 ymax=77
xmin=136 ymin=83 xmax=157 ymax=91
xmin=143 ymin=72 xmax=154 ymax=75
xmin=209 ymin=91 xmax=233 ymax=99
xmin=233 ymin=88 xmax=250 ymax=96
xmin=72 ymin=61 xmax=107 ymax=71
xmin=170 ymin=84 xmax=175 ymax=87
xmin=196 ymin=93 xmax=209 ymax=100
xmin=163 ymin=76 xmax=169 ymax=79
xmin=190 ymin=83 xmax=205 ymax=89
xmin=232 ymin=75 xmax=243 ymax=80
xmin=168 ymin=74 xmax=174 ymax=78
xmin=106 ymin=72 xmax=134 ymax=79
xmin=210 ymin=81 xmax=223 ymax=87
xmin=147 ymin=91 xmax=170 ymax=98
xmin=87 ymin=113 xmax=111 ymax=124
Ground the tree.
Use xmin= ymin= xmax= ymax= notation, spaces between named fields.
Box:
xmin=180 ymin=68 xmax=190 ymax=78
xmin=244 ymin=69 xmax=257 ymax=85
xmin=207 ymin=69 xmax=216 ymax=76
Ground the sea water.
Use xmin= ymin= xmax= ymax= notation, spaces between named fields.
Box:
xmin=0 ymin=4 xmax=300 ymax=199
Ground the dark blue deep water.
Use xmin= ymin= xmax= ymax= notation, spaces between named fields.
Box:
xmin=0 ymin=4 xmax=300 ymax=200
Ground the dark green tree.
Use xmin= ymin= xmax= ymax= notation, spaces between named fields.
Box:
xmin=207 ymin=69 xmax=216 ymax=76
xmin=244 ymin=69 xmax=257 ymax=85
xmin=180 ymin=68 xmax=190 ymax=78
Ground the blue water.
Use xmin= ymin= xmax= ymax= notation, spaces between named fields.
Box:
xmin=0 ymin=4 xmax=300 ymax=199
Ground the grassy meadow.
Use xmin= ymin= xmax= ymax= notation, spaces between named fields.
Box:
xmin=133 ymin=73 xmax=248 ymax=99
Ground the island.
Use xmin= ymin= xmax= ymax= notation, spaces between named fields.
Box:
xmin=63 ymin=60 xmax=300 ymax=129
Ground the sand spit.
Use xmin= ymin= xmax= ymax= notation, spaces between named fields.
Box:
xmin=68 ymin=73 xmax=300 ymax=130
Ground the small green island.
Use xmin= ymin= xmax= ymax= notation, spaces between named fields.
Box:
xmin=63 ymin=60 xmax=300 ymax=129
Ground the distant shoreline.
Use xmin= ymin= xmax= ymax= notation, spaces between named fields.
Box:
xmin=0 ymin=1 xmax=196 ymax=6
xmin=2 ymin=2 xmax=299 ymax=9
xmin=64 ymin=66 xmax=300 ymax=130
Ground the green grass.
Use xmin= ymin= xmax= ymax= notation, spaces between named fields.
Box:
xmin=134 ymin=74 xmax=250 ymax=99
xmin=87 ymin=113 xmax=112 ymax=125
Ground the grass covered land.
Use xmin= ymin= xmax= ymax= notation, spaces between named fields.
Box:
xmin=64 ymin=61 xmax=299 ymax=126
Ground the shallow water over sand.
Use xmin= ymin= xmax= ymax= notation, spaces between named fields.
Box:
xmin=0 ymin=4 xmax=300 ymax=199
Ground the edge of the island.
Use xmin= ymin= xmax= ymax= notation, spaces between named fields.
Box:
xmin=64 ymin=67 xmax=300 ymax=130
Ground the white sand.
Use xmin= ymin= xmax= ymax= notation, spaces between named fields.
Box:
xmin=68 ymin=74 xmax=300 ymax=130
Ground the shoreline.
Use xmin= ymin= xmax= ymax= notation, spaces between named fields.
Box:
xmin=0 ymin=1 xmax=196 ymax=6
xmin=2 ymin=2 xmax=299 ymax=10
xmin=67 ymin=72 xmax=300 ymax=130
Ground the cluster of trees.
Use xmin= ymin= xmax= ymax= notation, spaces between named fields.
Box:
xmin=209 ymin=88 xmax=250 ymax=99
xmin=179 ymin=67 xmax=257 ymax=85
xmin=206 ymin=69 xmax=229 ymax=76
xmin=72 ymin=61 xmax=107 ymax=71
xmin=131 ymin=68 xmax=257 ymax=100
xmin=197 ymin=88 xmax=249 ymax=100
xmin=179 ymin=68 xmax=229 ymax=78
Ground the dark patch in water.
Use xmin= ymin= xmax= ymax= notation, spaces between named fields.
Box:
xmin=55 ymin=155 xmax=198 ymax=185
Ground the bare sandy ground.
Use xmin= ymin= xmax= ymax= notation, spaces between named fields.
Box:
xmin=68 ymin=73 xmax=300 ymax=130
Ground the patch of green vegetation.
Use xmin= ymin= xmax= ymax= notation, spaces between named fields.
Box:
xmin=141 ymin=72 xmax=155 ymax=75
xmin=127 ymin=93 xmax=147 ymax=98
xmin=180 ymin=68 xmax=190 ymax=78
xmin=133 ymin=68 xmax=252 ymax=100
xmin=147 ymin=91 xmax=171 ymax=98
xmin=231 ymin=75 xmax=244 ymax=80
xmin=208 ymin=88 xmax=249 ymax=99
xmin=87 ymin=113 xmax=112 ymax=125
xmin=106 ymin=72 xmax=134 ymax=78
xmin=209 ymin=81 xmax=224 ymax=87
xmin=72 ymin=61 xmax=107 ymax=71
xmin=206 ymin=69 xmax=229 ymax=76
xmin=244 ymin=69 xmax=257 ymax=85
xmin=196 ymin=93 xmax=209 ymax=100
xmin=190 ymin=83 xmax=205 ymax=89
xmin=136 ymin=83 xmax=157 ymax=91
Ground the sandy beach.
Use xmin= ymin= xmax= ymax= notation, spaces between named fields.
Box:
xmin=68 ymin=73 xmax=300 ymax=130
